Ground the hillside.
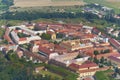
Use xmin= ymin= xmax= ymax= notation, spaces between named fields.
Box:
xmin=83 ymin=0 xmax=120 ymax=13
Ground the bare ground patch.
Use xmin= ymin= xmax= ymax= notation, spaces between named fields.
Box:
xmin=13 ymin=0 xmax=85 ymax=7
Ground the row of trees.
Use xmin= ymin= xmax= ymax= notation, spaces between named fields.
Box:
xmin=93 ymin=57 xmax=112 ymax=67
xmin=94 ymin=49 xmax=110 ymax=55
xmin=1 ymin=11 xmax=99 ymax=21
xmin=1 ymin=9 xmax=120 ymax=26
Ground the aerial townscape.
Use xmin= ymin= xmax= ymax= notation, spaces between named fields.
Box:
xmin=1 ymin=0 xmax=120 ymax=80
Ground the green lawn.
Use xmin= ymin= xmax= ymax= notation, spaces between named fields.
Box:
xmin=39 ymin=70 xmax=63 ymax=80
xmin=0 ymin=28 xmax=5 ymax=38
xmin=95 ymin=69 xmax=115 ymax=80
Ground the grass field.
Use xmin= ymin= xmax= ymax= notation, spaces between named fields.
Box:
xmin=39 ymin=70 xmax=63 ymax=79
xmin=83 ymin=0 xmax=120 ymax=13
xmin=13 ymin=0 xmax=85 ymax=7
xmin=106 ymin=0 xmax=120 ymax=8
xmin=95 ymin=69 xmax=115 ymax=80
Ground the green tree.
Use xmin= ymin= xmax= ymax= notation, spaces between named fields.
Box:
xmin=103 ymin=49 xmax=110 ymax=54
xmin=94 ymin=50 xmax=99 ymax=55
xmin=100 ymin=57 xmax=105 ymax=63
xmin=41 ymin=33 xmax=51 ymax=40
xmin=94 ymin=57 xmax=99 ymax=64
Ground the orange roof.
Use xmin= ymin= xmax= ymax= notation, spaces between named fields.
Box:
xmin=69 ymin=62 xmax=98 ymax=69
xmin=84 ymin=77 xmax=93 ymax=80
xmin=31 ymin=40 xmax=49 ymax=45
xmin=19 ymin=38 xmax=27 ymax=41
xmin=39 ymin=46 xmax=54 ymax=56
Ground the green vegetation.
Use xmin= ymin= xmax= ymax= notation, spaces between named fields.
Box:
xmin=0 ymin=50 xmax=78 ymax=80
xmin=0 ymin=39 xmax=8 ymax=45
xmin=0 ymin=50 xmax=66 ymax=80
xmin=38 ymin=70 xmax=63 ymax=80
xmin=17 ymin=33 xmax=30 ymax=38
xmin=41 ymin=33 xmax=51 ymax=40
xmin=94 ymin=50 xmax=99 ymax=55
xmin=0 ymin=20 xmax=24 ymax=26
xmin=95 ymin=69 xmax=115 ymax=80
xmin=45 ymin=64 xmax=78 ymax=80
xmin=94 ymin=49 xmax=110 ymax=56
xmin=19 ymin=43 xmax=32 ymax=50
xmin=0 ymin=0 xmax=13 ymax=11
xmin=0 ymin=27 xmax=5 ymax=38
xmin=83 ymin=0 xmax=120 ymax=13
xmin=56 ymin=33 xmax=64 ymax=38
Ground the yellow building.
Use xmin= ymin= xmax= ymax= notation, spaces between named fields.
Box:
xmin=60 ymin=39 xmax=93 ymax=51
xmin=60 ymin=39 xmax=80 ymax=51
xmin=47 ymin=31 xmax=56 ymax=40
xmin=69 ymin=61 xmax=99 ymax=77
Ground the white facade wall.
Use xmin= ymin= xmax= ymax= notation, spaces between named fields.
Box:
xmin=27 ymin=36 xmax=41 ymax=42
xmin=11 ymin=31 xmax=19 ymax=43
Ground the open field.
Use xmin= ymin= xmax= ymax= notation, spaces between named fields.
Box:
xmin=39 ymin=70 xmax=63 ymax=79
xmin=95 ymin=69 xmax=115 ymax=80
xmin=107 ymin=0 xmax=120 ymax=2
xmin=106 ymin=0 xmax=120 ymax=8
xmin=13 ymin=0 xmax=85 ymax=7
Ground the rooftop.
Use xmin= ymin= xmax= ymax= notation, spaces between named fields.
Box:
xmin=69 ymin=61 xmax=98 ymax=69
xmin=39 ymin=46 xmax=54 ymax=56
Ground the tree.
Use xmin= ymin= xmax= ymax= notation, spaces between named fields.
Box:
xmin=103 ymin=49 xmax=110 ymax=54
xmin=94 ymin=50 xmax=99 ymax=55
xmin=56 ymin=33 xmax=64 ymax=38
xmin=94 ymin=57 xmax=99 ymax=64
xmin=100 ymin=57 xmax=105 ymax=63
xmin=107 ymin=61 xmax=112 ymax=66
xmin=41 ymin=33 xmax=51 ymax=40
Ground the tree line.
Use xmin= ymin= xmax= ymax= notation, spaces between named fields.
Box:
xmin=1 ymin=11 xmax=99 ymax=20
xmin=1 ymin=10 xmax=120 ymax=26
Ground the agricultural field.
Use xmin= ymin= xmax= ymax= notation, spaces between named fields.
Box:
xmin=13 ymin=0 xmax=85 ymax=7
xmin=106 ymin=0 xmax=120 ymax=8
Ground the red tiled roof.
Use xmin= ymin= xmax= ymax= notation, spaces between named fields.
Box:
xmin=96 ymin=52 xmax=119 ymax=59
xmin=4 ymin=28 xmax=13 ymax=43
xmin=79 ymin=67 xmax=109 ymax=73
xmin=108 ymin=56 xmax=120 ymax=63
xmin=108 ymin=54 xmax=120 ymax=63
xmin=19 ymin=38 xmax=27 ymax=41
xmin=69 ymin=62 xmax=98 ymax=69
xmin=84 ymin=77 xmax=92 ymax=80
xmin=39 ymin=46 xmax=54 ymax=56
xmin=92 ymin=28 xmax=100 ymax=34
xmin=54 ymin=44 xmax=67 ymax=50
xmin=18 ymin=48 xmax=48 ymax=62
xmin=109 ymin=39 xmax=120 ymax=48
